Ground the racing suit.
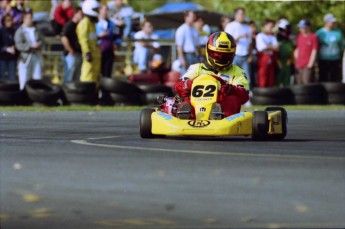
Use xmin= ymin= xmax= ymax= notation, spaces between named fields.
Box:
xmin=171 ymin=62 xmax=249 ymax=117
xmin=76 ymin=16 xmax=101 ymax=85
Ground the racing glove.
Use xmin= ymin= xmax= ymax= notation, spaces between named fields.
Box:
xmin=221 ymin=84 xmax=249 ymax=105
xmin=220 ymin=83 xmax=232 ymax=96
xmin=85 ymin=52 xmax=92 ymax=62
xmin=174 ymin=79 xmax=193 ymax=98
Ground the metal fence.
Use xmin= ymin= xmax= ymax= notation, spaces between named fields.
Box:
xmin=42 ymin=37 xmax=176 ymax=83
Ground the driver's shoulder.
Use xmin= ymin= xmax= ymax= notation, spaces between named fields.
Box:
xmin=229 ymin=64 xmax=245 ymax=75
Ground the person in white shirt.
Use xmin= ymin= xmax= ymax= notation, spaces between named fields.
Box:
xmin=256 ymin=18 xmax=279 ymax=87
xmin=175 ymin=10 xmax=199 ymax=75
xmin=194 ymin=15 xmax=210 ymax=63
xmin=133 ymin=21 xmax=160 ymax=73
xmin=107 ymin=0 xmax=134 ymax=38
xmin=14 ymin=12 xmax=42 ymax=89
xmin=224 ymin=7 xmax=252 ymax=86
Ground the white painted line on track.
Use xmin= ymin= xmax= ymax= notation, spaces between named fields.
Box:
xmin=71 ymin=136 xmax=345 ymax=161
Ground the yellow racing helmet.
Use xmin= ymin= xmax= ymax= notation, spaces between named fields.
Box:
xmin=206 ymin=32 xmax=236 ymax=71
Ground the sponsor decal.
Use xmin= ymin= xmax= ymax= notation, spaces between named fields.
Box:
xmin=188 ymin=120 xmax=210 ymax=128
xmin=200 ymin=107 xmax=206 ymax=112
xmin=195 ymin=97 xmax=212 ymax=101
xmin=225 ymin=112 xmax=245 ymax=122
xmin=219 ymin=41 xmax=229 ymax=45
xmin=157 ymin=112 xmax=173 ymax=121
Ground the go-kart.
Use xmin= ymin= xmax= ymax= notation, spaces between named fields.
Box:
xmin=140 ymin=74 xmax=287 ymax=140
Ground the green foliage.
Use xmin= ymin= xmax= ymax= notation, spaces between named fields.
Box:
xmin=28 ymin=0 xmax=345 ymax=32
xmin=128 ymin=0 xmax=169 ymax=13
xmin=28 ymin=0 xmax=81 ymax=13
xmin=211 ymin=0 xmax=345 ymax=33
xmin=27 ymin=0 xmax=51 ymax=13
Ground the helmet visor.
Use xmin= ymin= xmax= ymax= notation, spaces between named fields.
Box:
xmin=208 ymin=49 xmax=233 ymax=64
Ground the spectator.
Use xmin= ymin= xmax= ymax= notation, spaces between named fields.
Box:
xmin=77 ymin=0 xmax=101 ymax=84
xmin=49 ymin=0 xmax=61 ymax=21
xmin=248 ymin=20 xmax=258 ymax=89
xmin=316 ymin=13 xmax=344 ymax=82
xmin=220 ymin=15 xmax=231 ymax=31
xmin=61 ymin=7 xmax=83 ymax=83
xmin=0 ymin=0 xmax=12 ymax=28
xmin=194 ymin=15 xmax=210 ymax=62
xmin=15 ymin=12 xmax=42 ymax=89
xmin=256 ymin=18 xmax=279 ymax=87
xmin=276 ymin=19 xmax=294 ymax=87
xmin=294 ymin=19 xmax=318 ymax=85
xmin=133 ymin=21 xmax=160 ymax=73
xmin=10 ymin=0 xmax=30 ymax=29
xmin=175 ymin=10 xmax=199 ymax=75
xmin=96 ymin=4 xmax=121 ymax=77
xmin=225 ymin=7 xmax=252 ymax=86
xmin=52 ymin=0 xmax=74 ymax=35
xmin=107 ymin=0 xmax=133 ymax=39
xmin=0 ymin=14 xmax=18 ymax=80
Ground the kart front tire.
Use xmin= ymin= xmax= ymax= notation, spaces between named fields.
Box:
xmin=140 ymin=108 xmax=155 ymax=138
xmin=252 ymin=111 xmax=269 ymax=141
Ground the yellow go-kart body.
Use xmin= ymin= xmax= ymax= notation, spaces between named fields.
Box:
xmin=140 ymin=74 xmax=287 ymax=140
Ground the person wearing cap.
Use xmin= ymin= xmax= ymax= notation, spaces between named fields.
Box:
xmin=276 ymin=18 xmax=294 ymax=87
xmin=294 ymin=19 xmax=318 ymax=84
xmin=76 ymin=0 xmax=101 ymax=85
xmin=316 ymin=13 xmax=344 ymax=82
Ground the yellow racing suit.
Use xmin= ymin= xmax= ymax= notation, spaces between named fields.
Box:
xmin=76 ymin=16 xmax=101 ymax=84
xmin=181 ymin=63 xmax=249 ymax=91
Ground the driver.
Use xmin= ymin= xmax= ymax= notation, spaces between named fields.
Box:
xmin=161 ymin=31 xmax=249 ymax=119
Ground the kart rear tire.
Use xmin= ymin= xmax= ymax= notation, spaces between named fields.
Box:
xmin=265 ymin=107 xmax=287 ymax=140
xmin=252 ymin=111 xmax=269 ymax=141
xmin=140 ymin=108 xmax=154 ymax=138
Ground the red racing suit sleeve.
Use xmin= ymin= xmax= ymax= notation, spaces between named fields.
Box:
xmin=229 ymin=85 xmax=249 ymax=105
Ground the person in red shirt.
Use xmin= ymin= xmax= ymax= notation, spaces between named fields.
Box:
xmin=52 ymin=0 xmax=74 ymax=35
xmin=294 ymin=19 xmax=318 ymax=84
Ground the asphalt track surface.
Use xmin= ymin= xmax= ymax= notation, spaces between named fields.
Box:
xmin=1 ymin=110 xmax=345 ymax=229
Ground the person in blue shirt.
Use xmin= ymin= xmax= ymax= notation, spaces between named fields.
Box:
xmin=96 ymin=3 xmax=121 ymax=78
xmin=316 ymin=13 xmax=344 ymax=82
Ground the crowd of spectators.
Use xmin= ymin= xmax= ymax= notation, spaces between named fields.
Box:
xmin=0 ymin=0 xmax=344 ymax=93
xmin=219 ymin=8 xmax=344 ymax=88
xmin=172 ymin=7 xmax=344 ymax=90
